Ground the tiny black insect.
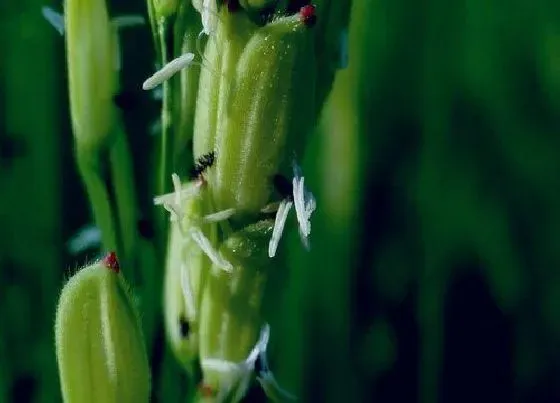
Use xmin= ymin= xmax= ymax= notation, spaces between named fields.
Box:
xmin=189 ymin=151 xmax=215 ymax=179
xmin=273 ymin=174 xmax=293 ymax=200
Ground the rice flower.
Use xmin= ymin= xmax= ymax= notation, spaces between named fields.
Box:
xmin=54 ymin=252 xmax=150 ymax=403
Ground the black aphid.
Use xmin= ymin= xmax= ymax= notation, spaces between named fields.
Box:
xmin=190 ymin=151 xmax=215 ymax=179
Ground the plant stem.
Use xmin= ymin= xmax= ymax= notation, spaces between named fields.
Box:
xmin=109 ymin=123 xmax=137 ymax=268
xmin=157 ymin=18 xmax=173 ymax=252
xmin=76 ymin=149 xmax=120 ymax=254
xmin=109 ymin=120 xmax=161 ymax=349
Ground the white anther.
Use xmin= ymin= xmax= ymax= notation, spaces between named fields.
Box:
xmin=190 ymin=227 xmax=233 ymax=272
xmin=203 ymin=208 xmax=236 ymax=223
xmin=200 ymin=324 xmax=272 ymax=402
xmin=142 ymin=52 xmax=196 ymax=90
xmin=292 ymin=162 xmax=316 ymax=244
xmin=180 ymin=264 xmax=197 ymax=320
xmin=67 ymin=224 xmax=101 ymax=255
xmin=153 ymin=174 xmax=204 ymax=221
xmin=193 ymin=0 xmax=219 ymax=36
xmin=41 ymin=7 xmax=64 ymax=35
xmin=268 ymin=200 xmax=293 ymax=258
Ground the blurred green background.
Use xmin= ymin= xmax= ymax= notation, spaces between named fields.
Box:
xmin=2 ymin=0 xmax=560 ymax=402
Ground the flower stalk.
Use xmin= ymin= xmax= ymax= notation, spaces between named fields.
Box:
xmin=152 ymin=3 xmax=330 ymax=400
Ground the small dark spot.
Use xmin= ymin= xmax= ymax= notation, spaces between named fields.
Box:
xmin=287 ymin=0 xmax=311 ymax=14
xmin=243 ymin=382 xmax=268 ymax=403
xmin=137 ymin=218 xmax=155 ymax=239
xmin=273 ymin=174 xmax=293 ymax=199
xmin=192 ymin=357 xmax=203 ymax=384
xmin=225 ymin=0 xmax=241 ymax=12
xmin=0 ymin=257 xmax=21 ymax=283
xmin=0 ymin=135 xmax=26 ymax=168
xmin=179 ymin=316 xmax=190 ymax=338
xmin=254 ymin=352 xmax=265 ymax=374
xmin=11 ymin=373 xmax=36 ymax=403
xmin=189 ymin=151 xmax=215 ymax=179
xmin=113 ymin=91 xmax=141 ymax=110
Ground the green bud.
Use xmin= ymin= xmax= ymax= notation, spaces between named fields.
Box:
xmin=198 ymin=220 xmax=274 ymax=388
xmin=65 ymin=0 xmax=117 ymax=152
xmin=194 ymin=12 xmax=316 ymax=215
xmin=193 ymin=7 xmax=256 ymax=165
xmin=55 ymin=252 xmax=150 ymax=403
xmin=163 ymin=192 xmax=208 ymax=373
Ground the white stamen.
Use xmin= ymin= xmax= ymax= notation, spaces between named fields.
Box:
xmin=142 ymin=52 xmax=196 ymax=90
xmin=203 ymin=208 xmax=236 ymax=223
xmin=201 ymin=358 xmax=242 ymax=373
xmin=163 ymin=203 xmax=182 ymax=222
xmin=200 ymin=324 xmax=272 ymax=402
xmin=67 ymin=224 xmax=101 ymax=254
xmin=112 ymin=15 xmax=145 ymax=28
xmin=255 ymin=323 xmax=270 ymax=356
xmin=180 ymin=264 xmax=197 ymax=320
xmin=193 ymin=0 xmax=219 ymax=36
xmin=172 ymin=173 xmax=182 ymax=205
xmin=41 ymin=7 xmax=64 ymax=35
xmin=292 ymin=163 xmax=316 ymax=241
xmin=153 ymin=176 xmax=201 ymax=206
xmin=257 ymin=372 xmax=298 ymax=401
xmin=253 ymin=324 xmax=296 ymax=400
xmin=298 ymin=227 xmax=311 ymax=251
xmin=268 ymin=200 xmax=293 ymax=258
xmin=202 ymin=0 xmax=218 ymax=35
xmin=190 ymin=227 xmax=233 ymax=272
xmin=292 ymin=176 xmax=306 ymax=234
xmin=153 ymin=174 xmax=203 ymax=221
xmin=256 ymin=344 xmax=298 ymax=402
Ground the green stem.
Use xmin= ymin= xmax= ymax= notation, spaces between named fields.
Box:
xmin=76 ymin=149 xmax=119 ymax=254
xmin=157 ymin=18 xmax=173 ymax=250
xmin=146 ymin=0 xmax=162 ymax=62
xmin=109 ymin=120 xmax=161 ymax=349
xmin=109 ymin=123 xmax=137 ymax=269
